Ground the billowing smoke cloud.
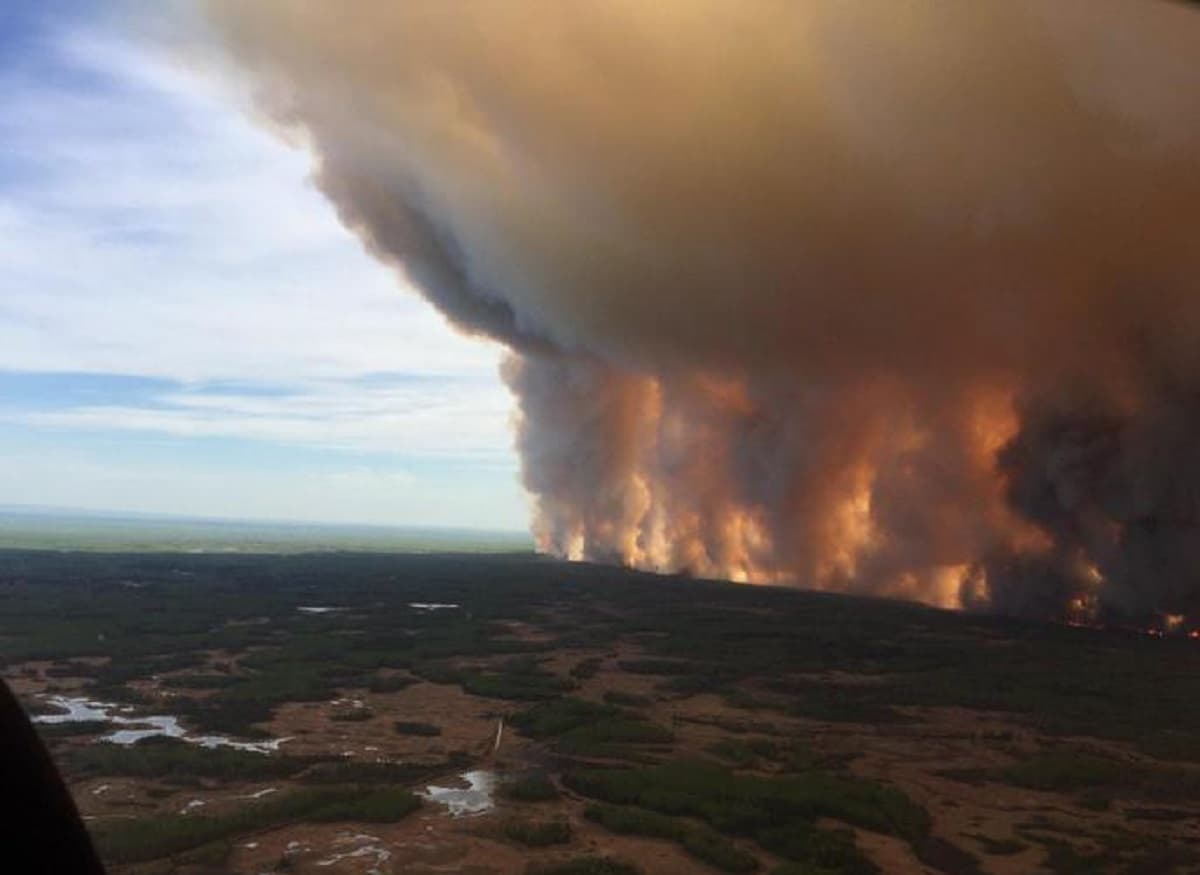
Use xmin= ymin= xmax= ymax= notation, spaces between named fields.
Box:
xmin=202 ymin=1 xmax=1200 ymax=620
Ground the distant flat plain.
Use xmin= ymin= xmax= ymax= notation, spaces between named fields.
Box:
xmin=0 ymin=507 xmax=533 ymax=554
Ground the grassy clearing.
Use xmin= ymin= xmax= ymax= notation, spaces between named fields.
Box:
xmin=602 ymin=690 xmax=651 ymax=707
xmin=64 ymin=737 xmax=310 ymax=783
xmin=89 ymin=785 xmax=420 ymax=864
xmin=571 ymin=657 xmax=603 ymax=679
xmin=394 ymin=720 xmax=441 ymax=736
xmin=329 ymin=707 xmax=374 ymax=722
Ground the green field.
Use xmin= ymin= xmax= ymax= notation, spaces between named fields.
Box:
xmin=0 ymin=508 xmax=532 ymax=554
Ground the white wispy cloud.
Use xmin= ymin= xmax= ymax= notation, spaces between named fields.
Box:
xmin=0 ymin=440 xmax=518 ymax=529
xmin=0 ymin=8 xmax=503 ymax=384
xmin=9 ymin=377 xmax=515 ymax=458
xmin=0 ymin=5 xmax=527 ymax=528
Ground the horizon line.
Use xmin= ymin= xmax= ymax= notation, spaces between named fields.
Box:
xmin=0 ymin=503 xmax=532 ymax=538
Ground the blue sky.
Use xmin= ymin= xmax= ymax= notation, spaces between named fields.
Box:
xmin=0 ymin=1 xmax=527 ymax=529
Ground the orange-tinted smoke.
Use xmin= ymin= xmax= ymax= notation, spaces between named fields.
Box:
xmin=202 ymin=1 xmax=1200 ymax=615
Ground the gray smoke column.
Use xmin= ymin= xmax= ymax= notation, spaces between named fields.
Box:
xmin=203 ymin=1 xmax=1200 ymax=620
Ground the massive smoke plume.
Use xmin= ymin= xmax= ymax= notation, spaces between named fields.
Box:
xmin=203 ymin=1 xmax=1200 ymax=620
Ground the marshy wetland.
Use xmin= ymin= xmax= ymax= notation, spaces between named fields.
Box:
xmin=4 ymin=549 xmax=1200 ymax=874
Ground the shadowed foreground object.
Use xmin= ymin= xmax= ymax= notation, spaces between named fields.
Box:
xmin=0 ymin=679 xmax=105 ymax=874
xmin=203 ymin=1 xmax=1200 ymax=623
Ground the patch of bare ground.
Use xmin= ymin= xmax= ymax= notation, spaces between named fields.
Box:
xmin=490 ymin=619 xmax=557 ymax=645
xmin=80 ymin=779 xmax=299 ymax=823
xmin=646 ymin=691 xmax=806 ymax=756
xmin=75 ymin=779 xmax=165 ymax=817
xmin=539 ymin=649 xmax=605 ymax=677
xmin=848 ymin=827 xmax=939 ymax=874
xmin=262 ymin=681 xmax=522 ymax=763
xmin=227 ymin=803 xmax=554 ymax=875
xmin=5 ymin=657 xmax=109 ymax=695
xmin=564 ymin=642 xmax=667 ymax=695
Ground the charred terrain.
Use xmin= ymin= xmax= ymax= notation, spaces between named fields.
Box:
xmin=3 ymin=549 xmax=1200 ymax=875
